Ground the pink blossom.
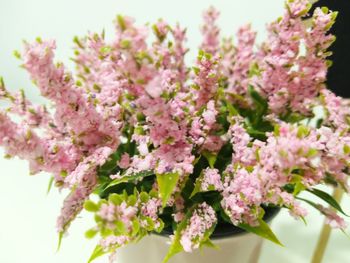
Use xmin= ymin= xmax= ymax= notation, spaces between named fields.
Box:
xmin=57 ymin=186 xmax=93 ymax=233
xmin=100 ymin=235 xmax=130 ymax=249
xmin=118 ymin=153 xmax=130 ymax=169
xmin=202 ymin=100 xmax=217 ymax=127
xmin=319 ymin=206 xmax=348 ymax=230
xmin=180 ymin=203 xmax=217 ymax=252
xmin=200 ymin=7 xmax=220 ymax=55
xmin=201 ymin=168 xmax=223 ymax=191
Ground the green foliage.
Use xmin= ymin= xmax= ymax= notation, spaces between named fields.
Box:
xmin=85 ymin=189 xmax=166 ymax=263
xmin=202 ymin=151 xmax=217 ymax=168
xmin=247 ymin=85 xmax=268 ymax=127
xmin=296 ymin=196 xmax=347 ymax=223
xmin=57 ymin=232 xmax=64 ymax=252
xmin=85 ymin=228 xmax=98 ymax=239
xmin=214 ymin=143 xmax=233 ymax=173
xmin=190 ymin=173 xmax=204 ymax=198
xmin=84 ymin=200 xmax=99 ymax=212
xmin=105 ymin=170 xmax=154 ymax=189
xmin=238 ymin=218 xmax=283 ymax=246
xmin=162 ymin=205 xmax=217 ymax=263
xmin=95 ymin=140 xmax=141 ymax=198
xmin=87 ymin=245 xmax=106 ymax=263
xmin=46 ymin=176 xmax=55 ymax=195
xmin=157 ymin=172 xmax=180 ymax=207
xmin=307 ymin=188 xmax=349 ymax=216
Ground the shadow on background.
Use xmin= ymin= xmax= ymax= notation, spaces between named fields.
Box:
xmin=309 ymin=0 xmax=350 ymax=98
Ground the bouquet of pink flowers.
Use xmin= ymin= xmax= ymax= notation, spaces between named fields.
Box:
xmin=0 ymin=0 xmax=348 ymax=262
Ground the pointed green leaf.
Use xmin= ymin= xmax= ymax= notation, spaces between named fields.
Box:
xmin=105 ymin=170 xmax=154 ymax=190
xmin=297 ymin=197 xmax=333 ymax=220
xmin=200 ymin=238 xmax=219 ymax=250
xmin=238 ymin=218 xmax=283 ymax=246
xmin=190 ymin=178 xmax=202 ymax=198
xmin=162 ymin=208 xmax=193 ymax=263
xmin=87 ymin=245 xmax=106 ymax=263
xmin=157 ymin=172 xmax=179 ymax=207
xmin=297 ymin=197 xmax=321 ymax=211
xmin=190 ymin=171 xmax=216 ymax=198
xmin=162 ymin=237 xmax=183 ymax=263
xmin=307 ymin=188 xmax=349 ymax=216
xmin=225 ymin=101 xmax=238 ymax=117
xmin=202 ymin=151 xmax=217 ymax=168
xmin=47 ymin=176 xmax=54 ymax=195
xmin=162 ymin=205 xmax=217 ymax=263
xmin=131 ymin=219 xmax=140 ymax=236
xmin=199 ymin=223 xmax=217 ymax=249
xmin=57 ymin=232 xmax=63 ymax=252
xmin=248 ymin=86 xmax=267 ymax=109
xmin=247 ymin=85 xmax=268 ymax=127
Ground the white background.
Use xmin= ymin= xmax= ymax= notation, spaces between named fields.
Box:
xmin=0 ymin=0 xmax=349 ymax=262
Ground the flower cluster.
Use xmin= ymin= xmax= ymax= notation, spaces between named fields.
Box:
xmin=0 ymin=0 xmax=349 ymax=262
xmin=180 ymin=203 xmax=217 ymax=252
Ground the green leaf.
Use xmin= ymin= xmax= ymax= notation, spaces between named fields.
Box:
xmin=84 ymin=200 xmax=99 ymax=212
xmin=139 ymin=192 xmax=150 ymax=203
xmin=274 ymin=125 xmax=280 ymax=136
xmin=157 ymin=172 xmax=180 ymax=207
xmin=297 ymin=197 xmax=333 ymax=220
xmin=202 ymin=151 xmax=217 ymax=168
xmin=297 ymin=125 xmax=310 ymax=138
xmin=115 ymin=221 xmax=127 ymax=234
xmin=200 ymin=238 xmax=219 ymax=250
xmin=85 ymin=228 xmax=98 ymax=239
xmin=248 ymin=86 xmax=266 ymax=106
xmin=248 ymin=85 xmax=268 ymax=122
xmin=117 ymin=15 xmax=127 ymax=31
xmin=57 ymin=232 xmax=64 ymax=252
xmin=13 ymin=50 xmax=22 ymax=59
xmin=46 ymin=176 xmax=55 ymax=195
xmin=307 ymin=188 xmax=349 ymax=216
xmin=131 ymin=219 xmax=141 ymax=236
xmin=297 ymin=197 xmax=321 ymax=211
xmin=109 ymin=193 xmax=124 ymax=205
xmin=199 ymin=222 xmax=217 ymax=249
xmin=98 ymin=143 xmax=132 ymax=176
xmin=87 ymin=245 xmax=106 ymax=263
xmin=162 ymin=205 xmax=217 ymax=263
xmin=190 ymin=172 xmax=217 ymax=198
xmin=105 ymin=170 xmax=154 ymax=190
xmin=344 ymin=145 xmax=350 ymax=155
xmin=162 ymin=208 xmax=193 ymax=263
xmin=238 ymin=218 xmax=283 ymax=246
xmin=190 ymin=178 xmax=203 ymax=198
xmin=225 ymin=100 xmax=239 ymax=117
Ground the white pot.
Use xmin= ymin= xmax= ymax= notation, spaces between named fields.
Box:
xmin=116 ymin=232 xmax=263 ymax=263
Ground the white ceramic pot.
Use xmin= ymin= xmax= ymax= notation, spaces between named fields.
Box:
xmin=116 ymin=232 xmax=264 ymax=263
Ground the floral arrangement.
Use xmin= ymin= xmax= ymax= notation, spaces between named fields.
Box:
xmin=0 ymin=0 xmax=349 ymax=262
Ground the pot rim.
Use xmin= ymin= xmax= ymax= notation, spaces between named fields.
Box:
xmin=153 ymin=206 xmax=280 ymax=240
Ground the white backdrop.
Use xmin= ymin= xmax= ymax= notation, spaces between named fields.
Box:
xmin=0 ymin=0 xmax=349 ymax=262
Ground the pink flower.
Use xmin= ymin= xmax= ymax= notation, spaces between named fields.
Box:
xmin=201 ymin=168 xmax=223 ymax=191
xmin=200 ymin=7 xmax=220 ymax=55
xmin=118 ymin=153 xmax=130 ymax=169
xmin=202 ymin=100 xmax=217 ymax=127
xmin=319 ymin=206 xmax=348 ymax=230
xmin=180 ymin=203 xmax=217 ymax=252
